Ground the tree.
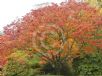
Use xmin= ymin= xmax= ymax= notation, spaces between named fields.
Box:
xmin=0 ymin=0 xmax=102 ymax=64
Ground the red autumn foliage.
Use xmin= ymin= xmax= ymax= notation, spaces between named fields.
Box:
xmin=0 ymin=57 xmax=7 ymax=68
xmin=0 ymin=0 xmax=102 ymax=65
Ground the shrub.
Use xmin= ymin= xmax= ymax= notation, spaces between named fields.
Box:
xmin=3 ymin=51 xmax=41 ymax=76
xmin=73 ymin=50 xmax=102 ymax=76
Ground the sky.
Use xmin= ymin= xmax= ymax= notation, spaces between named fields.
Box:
xmin=0 ymin=0 xmax=64 ymax=31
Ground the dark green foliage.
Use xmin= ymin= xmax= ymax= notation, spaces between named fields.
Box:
xmin=73 ymin=51 xmax=102 ymax=76
xmin=40 ymin=58 xmax=73 ymax=76
xmin=40 ymin=62 xmax=73 ymax=76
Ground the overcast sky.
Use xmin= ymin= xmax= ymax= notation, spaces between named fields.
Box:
xmin=0 ymin=0 xmax=64 ymax=31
